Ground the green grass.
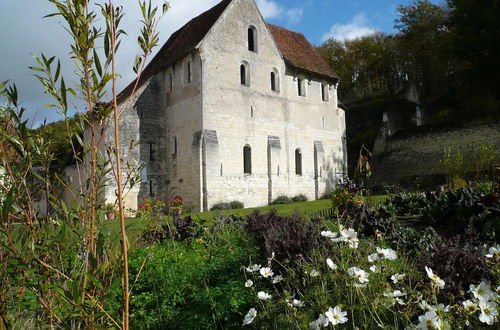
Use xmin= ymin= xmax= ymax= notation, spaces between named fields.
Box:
xmin=107 ymin=199 xmax=333 ymax=240
xmin=106 ymin=196 xmax=390 ymax=241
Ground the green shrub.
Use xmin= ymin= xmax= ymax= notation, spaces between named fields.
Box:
xmin=385 ymin=192 xmax=429 ymax=216
xmin=124 ymin=225 xmax=260 ymax=329
xmin=291 ymin=194 xmax=308 ymax=202
xmin=229 ymin=201 xmax=244 ymax=209
xmin=246 ymin=210 xmax=324 ymax=260
xmin=210 ymin=201 xmax=244 ymax=211
xmin=271 ymin=195 xmax=292 ymax=204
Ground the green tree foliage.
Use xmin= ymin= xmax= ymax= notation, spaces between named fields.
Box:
xmin=447 ymin=0 xmax=500 ymax=99
xmin=395 ymin=0 xmax=449 ymax=97
xmin=33 ymin=115 xmax=81 ymax=166
xmin=318 ymin=33 xmax=407 ymax=103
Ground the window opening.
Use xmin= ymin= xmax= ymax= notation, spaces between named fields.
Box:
xmin=295 ymin=149 xmax=302 ymax=175
xmin=243 ymin=145 xmax=252 ymax=174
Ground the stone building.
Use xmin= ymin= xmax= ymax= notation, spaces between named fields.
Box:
xmin=103 ymin=0 xmax=347 ymax=212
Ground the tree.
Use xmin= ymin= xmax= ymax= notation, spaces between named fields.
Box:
xmin=395 ymin=0 xmax=449 ymax=97
xmin=447 ymin=0 xmax=500 ymax=99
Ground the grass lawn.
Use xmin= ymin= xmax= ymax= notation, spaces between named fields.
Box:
xmin=107 ymin=199 xmax=332 ymax=240
xmin=106 ymin=195 xmax=390 ymax=240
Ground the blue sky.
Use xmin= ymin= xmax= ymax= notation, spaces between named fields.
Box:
xmin=0 ymin=0 xmax=443 ymax=126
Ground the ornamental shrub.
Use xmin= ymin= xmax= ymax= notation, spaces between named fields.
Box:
xmin=210 ymin=201 xmax=244 ymax=211
xmin=384 ymin=192 xmax=429 ymax=216
xmin=246 ymin=210 xmax=324 ymax=261
xmin=292 ymin=194 xmax=308 ymax=202
xmin=271 ymin=195 xmax=292 ymax=204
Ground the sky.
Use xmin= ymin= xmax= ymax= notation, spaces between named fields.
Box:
xmin=0 ymin=0 xmax=442 ymax=127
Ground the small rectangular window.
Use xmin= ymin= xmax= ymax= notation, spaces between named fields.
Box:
xmin=149 ymin=179 xmax=154 ymax=196
xmin=185 ymin=61 xmax=191 ymax=85
xmin=322 ymin=83 xmax=329 ymax=102
xmin=149 ymin=143 xmax=154 ymax=161
xmin=298 ymin=78 xmax=306 ymax=97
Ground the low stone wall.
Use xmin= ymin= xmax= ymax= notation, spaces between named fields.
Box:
xmin=370 ymin=123 xmax=500 ymax=187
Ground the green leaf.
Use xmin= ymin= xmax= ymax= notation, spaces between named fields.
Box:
xmin=93 ymin=49 xmax=102 ymax=77
xmin=55 ymin=60 xmax=61 ymax=82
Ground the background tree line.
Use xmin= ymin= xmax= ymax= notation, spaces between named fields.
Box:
xmin=318 ymin=0 xmax=500 ymax=125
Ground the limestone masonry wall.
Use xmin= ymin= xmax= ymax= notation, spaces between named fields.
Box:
xmin=370 ymin=124 xmax=500 ymax=186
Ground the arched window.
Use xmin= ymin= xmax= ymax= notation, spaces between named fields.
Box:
xmin=240 ymin=62 xmax=250 ymax=86
xmin=270 ymin=68 xmax=279 ymax=92
xmin=248 ymin=26 xmax=257 ymax=52
xmin=243 ymin=145 xmax=252 ymax=174
xmin=295 ymin=148 xmax=302 ymax=175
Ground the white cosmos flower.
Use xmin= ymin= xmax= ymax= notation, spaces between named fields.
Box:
xmin=367 ymin=253 xmax=379 ymax=263
xmin=378 ymin=247 xmax=397 ymax=260
xmin=321 ymin=230 xmax=338 ymax=239
xmin=416 ymin=310 xmax=440 ymax=329
xmin=340 ymin=228 xmax=359 ymax=248
xmin=291 ymin=299 xmax=305 ymax=307
xmin=391 ymin=273 xmax=405 ymax=284
xmin=384 ymin=290 xmax=406 ymax=298
xmin=470 ymin=282 xmax=495 ymax=302
xmin=246 ymin=264 xmax=261 ymax=272
xmin=479 ymin=299 xmax=499 ymax=325
xmin=310 ymin=314 xmax=329 ymax=329
xmin=244 ymin=280 xmax=253 ymax=287
xmin=259 ymin=267 xmax=274 ymax=278
xmin=310 ymin=269 xmax=320 ymax=277
xmin=485 ymin=244 xmax=500 ymax=259
xmin=369 ymin=247 xmax=397 ymax=262
xmin=325 ymin=306 xmax=348 ymax=325
xmin=242 ymin=308 xmax=257 ymax=326
xmin=462 ymin=300 xmax=478 ymax=312
xmin=326 ymin=258 xmax=338 ymax=270
xmin=348 ymin=267 xmax=369 ymax=283
xmin=425 ymin=266 xmax=445 ymax=289
xmin=272 ymin=275 xmax=283 ymax=284
xmin=257 ymin=291 xmax=272 ymax=300
xmin=369 ymin=265 xmax=379 ymax=273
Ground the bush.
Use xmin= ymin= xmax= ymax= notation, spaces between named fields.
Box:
xmin=271 ymin=195 xmax=292 ymax=205
xmin=246 ymin=210 xmax=324 ymax=260
xmin=125 ymin=225 xmax=260 ymax=329
xmin=417 ymin=232 xmax=496 ymax=304
xmin=384 ymin=192 xmax=429 ymax=216
xmin=291 ymin=194 xmax=308 ymax=202
xmin=421 ymin=188 xmax=500 ymax=238
xmin=210 ymin=201 xmax=244 ymax=211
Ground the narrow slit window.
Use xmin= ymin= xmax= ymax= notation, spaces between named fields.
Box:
xmin=248 ymin=26 xmax=257 ymax=52
xmin=295 ymin=149 xmax=302 ymax=175
xmin=322 ymin=83 xmax=329 ymax=102
xmin=186 ymin=61 xmax=191 ymax=84
xmin=240 ymin=62 xmax=249 ymax=86
xmin=271 ymin=72 xmax=276 ymax=91
xmin=240 ymin=65 xmax=246 ymax=85
xmin=149 ymin=143 xmax=154 ymax=161
xmin=243 ymin=145 xmax=252 ymax=174
xmin=169 ymin=73 xmax=173 ymax=92
xmin=149 ymin=179 xmax=154 ymax=196
xmin=297 ymin=77 xmax=306 ymax=97
xmin=172 ymin=137 xmax=178 ymax=156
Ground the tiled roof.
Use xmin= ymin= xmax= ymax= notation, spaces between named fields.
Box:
xmin=117 ymin=0 xmax=338 ymax=102
xmin=117 ymin=0 xmax=232 ymax=102
xmin=267 ymin=23 xmax=338 ymax=80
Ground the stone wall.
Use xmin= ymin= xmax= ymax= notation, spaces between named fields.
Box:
xmin=370 ymin=123 xmax=500 ymax=187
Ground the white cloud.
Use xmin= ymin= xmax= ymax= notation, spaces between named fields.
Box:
xmin=256 ymin=0 xmax=283 ymax=19
xmin=322 ymin=13 xmax=378 ymax=41
xmin=286 ymin=8 xmax=303 ymax=26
